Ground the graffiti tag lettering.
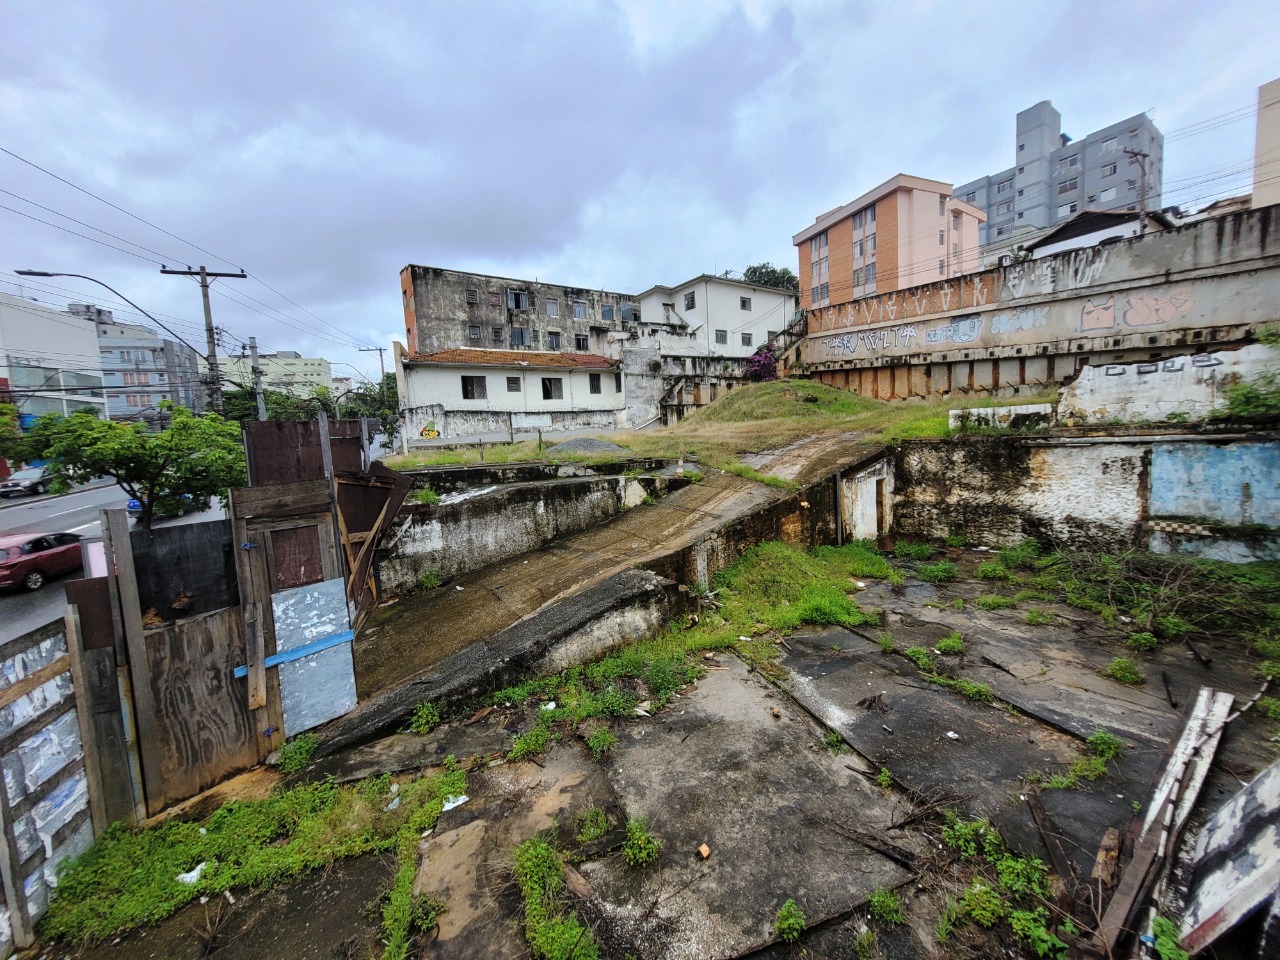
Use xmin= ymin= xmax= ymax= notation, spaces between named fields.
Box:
xmin=926 ymin=315 xmax=984 ymax=345
xmin=989 ymin=306 xmax=1048 ymax=335
xmin=1077 ymin=288 xmax=1196 ymax=332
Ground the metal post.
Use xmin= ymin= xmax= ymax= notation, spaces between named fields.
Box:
xmin=249 ymin=336 xmax=267 ymax=420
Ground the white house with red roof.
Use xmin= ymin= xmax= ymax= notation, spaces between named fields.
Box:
xmin=394 ymin=344 xmax=625 ymax=443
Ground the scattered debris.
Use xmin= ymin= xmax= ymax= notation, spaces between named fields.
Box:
xmin=945 ymin=730 xmax=959 ymax=740
xmin=177 ymin=862 xmax=209 ymax=885
xmin=441 ymin=795 xmax=468 ymax=812
xmin=698 ymin=843 xmax=711 ymax=860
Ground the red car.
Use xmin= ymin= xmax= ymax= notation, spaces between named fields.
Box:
xmin=0 ymin=532 xmax=84 ymax=591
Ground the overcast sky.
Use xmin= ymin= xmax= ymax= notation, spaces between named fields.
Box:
xmin=1 ymin=0 xmax=1276 ymax=386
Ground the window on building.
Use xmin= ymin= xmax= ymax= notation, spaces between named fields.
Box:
xmin=602 ymin=305 xmax=615 ymax=321
xmin=461 ymin=375 xmax=487 ymax=400
xmin=492 ymin=327 xmax=504 ymax=343
xmin=867 ymin=206 xmax=875 ymax=224
xmin=952 ymin=242 xmax=959 ymax=255
xmin=996 ymin=200 xmax=1013 ymax=215
xmin=468 ymin=324 xmax=481 ymax=340
xmin=572 ymin=301 xmax=587 ymax=319
xmin=1129 ymin=127 xmax=1139 ymax=137
xmin=1057 ymin=155 xmax=1079 ymax=172
xmin=1102 ymin=136 xmax=1117 ymax=152
xmin=541 ymin=377 xmax=564 ymax=400
xmin=739 ymin=296 xmax=751 ymax=311
xmin=854 ymin=239 xmax=864 ymax=257
xmin=546 ymin=298 xmax=559 ymax=317
xmin=996 ymin=226 xmax=1007 ymax=237
xmin=997 ymin=179 xmax=1013 ymax=194
xmin=1057 ymin=202 xmax=1079 ymax=217
xmin=614 ymin=372 xmax=622 ymax=392
xmin=1099 ymin=187 xmax=1118 ymax=202
xmin=465 ymin=288 xmax=479 ymax=304
xmin=1058 ymin=177 xmax=1078 ymax=194
xmin=1102 ymin=162 xmax=1117 ymax=177
xmin=1018 ymin=212 xmax=1024 ymax=219
xmin=939 ymin=260 xmax=946 ymax=275
xmin=683 ymin=291 xmax=696 ymax=310
xmin=547 ymin=331 xmax=562 ymax=349
xmin=511 ymin=326 xmax=529 ymax=346
xmin=819 ymin=256 xmax=828 ymax=278
xmin=531 ymin=329 xmax=540 ymax=345
xmin=589 ymin=373 xmax=601 ymax=394
xmin=964 ymin=191 xmax=976 ymax=203
xmin=853 ymin=267 xmax=863 ymax=286
xmin=507 ymin=289 xmax=529 ymax=310
xmin=939 ymin=197 xmax=946 ymax=216
xmin=867 ymin=233 xmax=876 ymax=253
xmin=865 ymin=264 xmax=876 ymax=283
xmin=938 ymin=230 xmax=945 ymax=244
xmin=119 ymin=350 xmax=134 ymax=360
xmin=852 ymin=211 xmax=863 ymax=229
xmin=574 ymin=333 xmax=589 ymax=350
xmin=810 ymin=285 xmax=818 ymax=303
xmin=819 ymin=281 xmax=829 ymax=301
xmin=1017 ymin=188 xmax=1024 ymax=196
xmin=488 ymin=291 xmax=501 ymax=306
xmin=1018 ymin=142 xmax=1025 ymax=152
xmin=715 ymin=329 xmax=728 ymax=344
xmin=741 ymin=332 xmax=753 ymax=347
xmin=507 ymin=376 xmax=521 ymax=392
xmin=768 ymin=330 xmax=778 ymax=343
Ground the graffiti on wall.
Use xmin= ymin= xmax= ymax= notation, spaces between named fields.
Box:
xmin=1103 ymin=354 xmax=1223 ymax=377
xmin=925 ymin=315 xmax=984 ymax=345
xmin=989 ymin=306 xmax=1048 ymax=335
xmin=823 ymin=324 xmax=919 ymax=357
xmin=1003 ymin=247 xmax=1110 ymax=299
xmin=812 ymin=273 xmax=995 ymax=333
xmin=1080 ymin=288 xmax=1196 ymax=332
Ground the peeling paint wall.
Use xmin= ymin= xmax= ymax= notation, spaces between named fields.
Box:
xmin=377 ymin=475 xmax=677 ymax=595
xmin=841 ymin=458 xmax=892 ymax=540
xmin=893 ymin=434 xmax=1280 ymax=557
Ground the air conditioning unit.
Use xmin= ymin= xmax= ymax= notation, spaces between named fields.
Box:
xmin=998 ymin=254 xmax=1013 ymax=267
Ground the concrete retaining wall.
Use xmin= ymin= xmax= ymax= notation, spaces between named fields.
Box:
xmin=405 ymin=458 xmax=671 ymax=494
xmin=377 ymin=475 xmax=681 ymax=595
xmin=892 ymin=433 xmax=1280 ymax=559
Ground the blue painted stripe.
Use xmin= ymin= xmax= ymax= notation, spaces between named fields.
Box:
xmin=233 ymin=629 xmax=355 ymax=678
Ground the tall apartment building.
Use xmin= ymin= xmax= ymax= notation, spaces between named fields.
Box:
xmin=0 ymin=293 xmax=106 ymax=427
xmin=85 ymin=305 xmax=205 ymax=420
xmin=953 ymin=101 xmax=1163 ymax=251
xmin=1254 ymin=77 xmax=1280 ymax=209
xmin=212 ymin=350 xmax=335 ymax=395
xmin=792 ymin=174 xmax=985 ymax=310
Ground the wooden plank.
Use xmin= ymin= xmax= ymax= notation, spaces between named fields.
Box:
xmin=231 ymin=478 xmax=332 ymax=518
xmin=1088 ymin=822 xmax=1162 ymax=954
xmin=0 ymin=655 xmax=69 ymax=712
xmin=65 ymin=605 xmax=109 ymax=834
xmin=1026 ymin=786 xmax=1077 ymax=885
xmin=104 ymin=508 xmax=164 ymax=816
xmin=248 ymin=532 xmax=285 ymax=755
xmin=266 ymin=525 xmax=325 ymax=589
xmin=64 ymin=577 xmax=116 ymax=650
xmin=243 ymin=420 xmax=325 ymax=484
xmin=1141 ymin=687 xmax=1214 ymax=838
xmin=0 ymin=758 xmax=33 ymax=948
xmin=244 ymin=601 xmax=266 ymax=710
xmin=144 ymin=607 xmax=260 ymax=811
xmin=247 ymin=533 xmax=272 ymax=715
xmin=318 ymin=516 xmax=341 ymax=582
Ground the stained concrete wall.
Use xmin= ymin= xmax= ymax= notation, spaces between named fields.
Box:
xmin=893 ymin=433 xmax=1280 ymax=558
xmin=841 ymin=457 xmax=892 ymax=540
xmin=1059 ymin=343 xmax=1278 ymax=423
xmin=803 ymin=204 xmax=1280 ymax=399
xmin=377 ymin=475 xmax=678 ymax=595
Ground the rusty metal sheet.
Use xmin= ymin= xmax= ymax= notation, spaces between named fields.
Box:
xmin=243 ymin=420 xmax=325 ymax=485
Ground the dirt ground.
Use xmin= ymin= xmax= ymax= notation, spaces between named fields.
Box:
xmin=33 ymin=551 xmax=1278 ymax=959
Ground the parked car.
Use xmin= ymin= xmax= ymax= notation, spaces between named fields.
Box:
xmin=0 ymin=532 xmax=84 ymax=591
xmin=0 ymin=466 xmax=51 ymax=498
xmin=126 ymin=492 xmax=207 ymax=522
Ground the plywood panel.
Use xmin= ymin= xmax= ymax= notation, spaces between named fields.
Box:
xmin=145 ymin=607 xmax=260 ymax=812
xmin=129 ymin=520 xmax=238 ymax=623
xmin=243 ymin=420 xmax=324 ymax=485
xmin=268 ymin=526 xmax=324 ymax=590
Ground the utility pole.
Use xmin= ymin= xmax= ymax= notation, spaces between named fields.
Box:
xmin=160 ymin=264 xmax=247 ymax=414
xmin=1124 ymin=147 xmax=1151 ymax=222
xmin=358 ymin=346 xmax=388 ymax=401
xmin=249 ymin=336 xmax=267 ymax=421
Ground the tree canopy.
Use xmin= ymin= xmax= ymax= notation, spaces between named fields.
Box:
xmin=743 ymin=262 xmax=799 ymax=292
xmin=222 ymin=374 xmax=399 ymax=443
xmin=2 ymin=403 xmax=247 ymax=528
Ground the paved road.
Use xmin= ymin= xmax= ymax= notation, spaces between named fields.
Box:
xmin=0 ymin=485 xmax=227 ymax=643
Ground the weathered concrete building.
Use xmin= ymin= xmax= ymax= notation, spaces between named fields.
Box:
xmin=399 ymin=265 xmax=635 ymax=357
xmin=800 ymin=203 xmax=1280 ymax=399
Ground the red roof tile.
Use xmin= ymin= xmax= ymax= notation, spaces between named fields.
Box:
xmin=404 ymin=348 xmax=618 ymax=369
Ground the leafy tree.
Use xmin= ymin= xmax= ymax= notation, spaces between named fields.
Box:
xmin=743 ymin=262 xmax=799 ymax=292
xmin=14 ymin=403 xmax=247 ymax=528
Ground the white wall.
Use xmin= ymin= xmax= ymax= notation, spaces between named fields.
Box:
xmin=635 ymin=279 xmax=796 ymax=359
xmin=1032 ymin=223 xmax=1141 ymax=259
xmin=404 ymin=363 xmax=625 ymax=415
xmin=0 ymin=293 xmax=106 ymax=419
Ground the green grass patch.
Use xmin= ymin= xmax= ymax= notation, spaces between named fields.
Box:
xmin=1103 ymin=657 xmax=1145 ymax=685
xmin=276 ymin=733 xmax=317 ymax=774
xmin=575 ymin=808 xmax=608 ymax=844
xmin=904 ymin=646 xmax=935 ymax=671
xmin=996 ymin=539 xmax=1042 ymax=570
xmin=416 ymin=570 xmax=441 ymax=591
xmin=932 ymin=675 xmax=993 ymax=703
xmin=409 ymin=700 xmax=440 ymax=735
xmin=936 ymin=632 xmax=965 ymax=655
xmin=868 ymin=889 xmax=905 ymax=925
xmin=407 ymin=485 xmax=440 ymax=506
xmin=585 ymin=727 xmax=617 ymax=762
xmin=976 ymin=594 xmax=1018 ymax=610
xmin=1044 ymin=728 xmax=1125 ymax=790
xmin=1126 ymin=631 xmax=1159 ymax=652
xmin=41 ymin=763 xmax=467 ymax=945
xmin=622 ymin=819 xmax=661 ymax=868
xmin=916 ymin=561 xmax=958 ymax=583
xmin=1025 ymin=608 xmax=1055 ymax=626
xmin=894 ymin=541 xmax=936 ymax=561
xmin=977 ymin=561 xmax=1011 ymax=581
xmin=514 ymin=836 xmax=600 ymax=960
xmin=875 ymin=631 xmax=896 ymax=653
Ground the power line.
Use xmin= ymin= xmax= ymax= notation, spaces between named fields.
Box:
xmin=0 ymin=189 xmax=181 ymax=263
xmin=0 ymin=203 xmax=165 ymax=265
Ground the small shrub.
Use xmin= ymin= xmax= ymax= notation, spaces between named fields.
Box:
xmin=1152 ymin=914 xmax=1190 ymax=960
xmin=894 ymin=541 xmax=936 ymax=561
xmin=936 ymin=632 xmax=965 ymax=655
xmin=875 ymin=631 xmax=895 ymax=653
xmin=622 ymin=819 xmax=660 ymax=868
xmin=960 ymin=879 xmax=1005 ymax=927
xmin=867 ymin=889 xmax=904 ymax=925
xmin=904 ymin=646 xmax=934 ymax=671
xmin=976 ymin=594 xmax=1017 ymax=610
xmin=586 ymin=727 xmax=617 ymax=762
xmin=934 ymin=676 xmax=993 ymax=703
xmin=916 ymin=561 xmax=958 ymax=583
xmin=877 ymin=767 xmax=892 ymax=789
xmin=774 ymin=899 xmax=806 ymax=944
xmin=950 ymin=597 xmax=966 ymax=610
xmin=1155 ymin=614 xmax=1193 ymax=639
xmin=1025 ymin=608 xmax=1055 ymax=626
xmin=417 ymin=570 xmax=442 ymax=591
xmin=822 ymin=731 xmax=845 ymax=753
xmin=941 ymin=814 xmax=987 ymax=860
xmin=887 ymin=569 xmax=906 ymax=587
xmin=410 ymin=701 xmax=440 ymax=735
xmin=1127 ymin=631 xmax=1159 ymax=651
xmin=277 ymin=732 xmax=318 ymax=774
xmin=1257 ymin=696 xmax=1280 ymax=721
xmin=1103 ymin=657 xmax=1145 ymax=685
xmin=977 ymin=561 xmax=1011 ymax=581
xmin=684 ymin=470 xmax=704 ymax=483
xmin=509 ymin=726 xmax=553 ymax=761
xmin=575 ymin=808 xmax=608 ymax=843
xmin=944 ymin=532 xmax=966 ymax=548
xmin=1009 ymin=907 xmax=1068 ymax=958
xmin=1087 ymin=729 xmax=1124 ymax=760
xmin=996 ymin=539 xmax=1041 ymax=570
xmin=408 ymin=486 xmax=441 ymax=506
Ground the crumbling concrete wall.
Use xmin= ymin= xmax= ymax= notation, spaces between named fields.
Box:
xmin=377 ymin=475 xmax=678 ymax=595
xmin=893 ymin=433 xmax=1280 ymax=557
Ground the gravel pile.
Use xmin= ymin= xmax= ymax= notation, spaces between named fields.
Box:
xmin=545 ymin=437 xmax=630 ymax=455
